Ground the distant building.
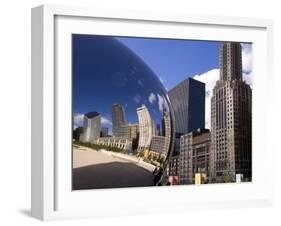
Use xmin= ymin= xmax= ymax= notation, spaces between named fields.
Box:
xmin=210 ymin=42 xmax=252 ymax=181
xmin=179 ymin=129 xmax=211 ymax=185
xmin=80 ymin=112 xmax=101 ymax=143
xmin=128 ymin=124 xmax=139 ymax=140
xmin=100 ymin=127 xmax=109 ymax=137
xmin=162 ymin=110 xmax=172 ymax=156
xmin=118 ymin=124 xmax=139 ymax=139
xmin=73 ymin=126 xmax=83 ymax=141
xmin=112 ymin=103 xmax=126 ymax=137
xmin=137 ymin=105 xmax=153 ymax=152
xmin=117 ymin=123 xmax=139 ymax=151
xmin=150 ymin=136 xmax=166 ymax=154
xmin=150 ymin=110 xmax=172 ymax=157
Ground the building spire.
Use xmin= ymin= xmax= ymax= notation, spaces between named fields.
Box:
xmin=219 ymin=42 xmax=243 ymax=81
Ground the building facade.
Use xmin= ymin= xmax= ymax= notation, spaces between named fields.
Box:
xmin=162 ymin=110 xmax=172 ymax=156
xmin=100 ymin=127 xmax=109 ymax=137
xmin=80 ymin=111 xmax=101 ymax=142
xmin=168 ymin=77 xmax=205 ymax=135
xmin=210 ymin=42 xmax=252 ymax=181
xmin=168 ymin=77 xmax=205 ymax=156
xmin=149 ymin=110 xmax=172 ymax=156
xmin=118 ymin=124 xmax=139 ymax=139
xmin=179 ymin=129 xmax=211 ymax=184
xmin=150 ymin=136 xmax=166 ymax=154
xmin=168 ymin=154 xmax=180 ymax=176
xmin=137 ymin=105 xmax=153 ymax=152
xmin=73 ymin=126 xmax=83 ymax=141
xmin=112 ymin=103 xmax=126 ymax=137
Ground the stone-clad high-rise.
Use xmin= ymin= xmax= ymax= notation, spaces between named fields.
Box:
xmin=137 ymin=105 xmax=154 ymax=152
xmin=112 ymin=103 xmax=126 ymax=137
xmin=80 ymin=111 xmax=101 ymax=142
xmin=210 ymin=42 xmax=252 ymax=181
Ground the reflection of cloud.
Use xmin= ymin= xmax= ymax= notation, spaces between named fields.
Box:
xmin=74 ymin=113 xmax=112 ymax=127
xmin=148 ymin=93 xmax=156 ymax=104
xmin=73 ymin=113 xmax=84 ymax=127
xmin=241 ymin=43 xmax=252 ymax=73
xmin=157 ymin=94 xmax=168 ymax=113
xmin=138 ymin=79 xmax=144 ymax=87
xmin=193 ymin=69 xmax=220 ymax=129
xmin=101 ymin=116 xmax=112 ymax=125
xmin=111 ymin=72 xmax=128 ymax=88
xmin=133 ymin=94 xmax=142 ymax=103
xmin=157 ymin=94 xmax=164 ymax=113
xmin=159 ymin=77 xmax=166 ymax=84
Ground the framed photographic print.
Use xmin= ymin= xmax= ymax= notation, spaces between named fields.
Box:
xmin=31 ymin=4 xmax=274 ymax=221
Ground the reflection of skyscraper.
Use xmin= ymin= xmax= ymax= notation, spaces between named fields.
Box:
xmin=163 ymin=110 xmax=171 ymax=155
xmin=168 ymin=77 xmax=205 ymax=155
xmin=118 ymin=124 xmax=139 ymax=139
xmin=112 ymin=103 xmax=126 ymax=137
xmin=137 ymin=105 xmax=153 ymax=152
xmin=100 ymin=127 xmax=109 ymax=137
xmin=81 ymin=111 xmax=101 ymax=142
xmin=210 ymin=42 xmax=252 ymax=181
xmin=73 ymin=126 xmax=83 ymax=141
xmin=150 ymin=110 xmax=171 ymax=156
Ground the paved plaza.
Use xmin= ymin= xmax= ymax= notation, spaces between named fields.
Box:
xmin=72 ymin=146 xmax=154 ymax=190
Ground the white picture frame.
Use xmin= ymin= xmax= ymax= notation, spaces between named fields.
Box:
xmin=31 ymin=4 xmax=274 ymax=221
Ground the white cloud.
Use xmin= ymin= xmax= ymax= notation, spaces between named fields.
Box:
xmin=73 ymin=113 xmax=84 ymax=127
xmin=133 ymin=94 xmax=141 ymax=103
xmin=73 ymin=113 xmax=112 ymax=127
xmin=193 ymin=69 xmax=220 ymax=129
xmin=148 ymin=93 xmax=156 ymax=104
xmin=241 ymin=43 xmax=252 ymax=73
xmin=243 ymin=71 xmax=253 ymax=87
xmin=101 ymin=116 xmax=112 ymax=125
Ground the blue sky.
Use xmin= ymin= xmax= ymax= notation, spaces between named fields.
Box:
xmin=117 ymin=37 xmax=220 ymax=90
xmin=73 ymin=35 xmax=252 ymax=130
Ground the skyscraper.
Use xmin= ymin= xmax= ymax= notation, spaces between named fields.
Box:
xmin=168 ymin=77 xmax=205 ymax=135
xmin=112 ymin=103 xmax=126 ymax=137
xmin=80 ymin=111 xmax=101 ymax=142
xmin=150 ymin=111 xmax=171 ymax=157
xmin=210 ymin=42 xmax=252 ymax=181
xmin=137 ymin=105 xmax=153 ymax=152
xmin=168 ymin=77 xmax=205 ymax=154
xmin=100 ymin=127 xmax=109 ymax=137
